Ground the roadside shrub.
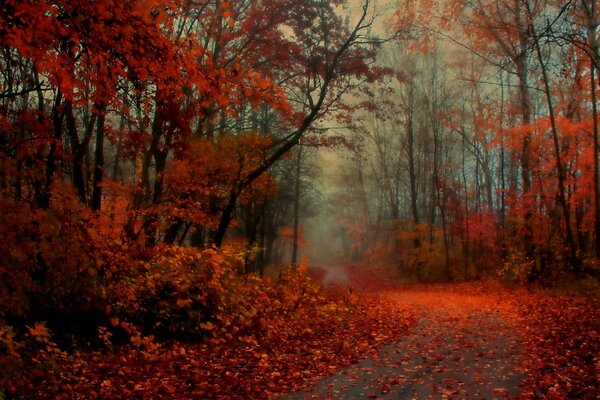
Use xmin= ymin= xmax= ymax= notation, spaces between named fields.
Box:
xmin=112 ymin=245 xmax=241 ymax=340
xmin=0 ymin=197 xmax=108 ymax=342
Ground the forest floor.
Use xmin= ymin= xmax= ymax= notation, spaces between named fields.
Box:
xmin=287 ymin=267 xmax=523 ymax=399
xmin=285 ymin=265 xmax=599 ymax=400
xmin=4 ymin=264 xmax=598 ymax=399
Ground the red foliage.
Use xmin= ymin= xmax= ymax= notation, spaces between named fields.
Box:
xmin=510 ymin=292 xmax=599 ymax=399
xmin=1 ymin=259 xmax=417 ymax=399
xmin=390 ymin=281 xmax=599 ymax=399
xmin=162 ymin=134 xmax=277 ymax=229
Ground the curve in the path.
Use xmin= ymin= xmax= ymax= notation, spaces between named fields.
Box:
xmin=309 ymin=264 xmax=350 ymax=286
xmin=283 ymin=289 xmax=524 ymax=400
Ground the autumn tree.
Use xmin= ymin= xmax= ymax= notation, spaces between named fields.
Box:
xmin=203 ymin=0 xmax=385 ymax=247
xmin=381 ymin=0 xmax=600 ymax=281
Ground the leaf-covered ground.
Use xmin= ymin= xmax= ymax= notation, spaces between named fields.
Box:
xmin=285 ymin=284 xmax=523 ymax=399
xmin=4 ymin=265 xmax=598 ymax=399
xmin=3 ymin=265 xmax=416 ymax=400
xmin=66 ymin=294 xmax=415 ymax=400
xmin=287 ymin=269 xmax=599 ymax=399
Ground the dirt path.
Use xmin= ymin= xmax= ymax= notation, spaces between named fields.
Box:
xmin=283 ymin=287 xmax=524 ymax=399
xmin=308 ymin=264 xmax=350 ymax=286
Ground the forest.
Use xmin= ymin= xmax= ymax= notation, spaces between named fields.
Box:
xmin=0 ymin=0 xmax=598 ymax=398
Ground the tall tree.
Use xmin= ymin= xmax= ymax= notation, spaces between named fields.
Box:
xmin=210 ymin=0 xmax=384 ymax=246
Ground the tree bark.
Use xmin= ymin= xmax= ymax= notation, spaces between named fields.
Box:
xmin=529 ymin=8 xmax=579 ymax=271
xmin=592 ymin=63 xmax=600 ymax=259
xmin=211 ymin=1 xmax=374 ymax=246
xmin=39 ymin=90 xmax=64 ymax=209
xmin=91 ymin=104 xmax=106 ymax=211
xmin=65 ymin=102 xmax=87 ymax=204
xmin=291 ymin=147 xmax=302 ymax=265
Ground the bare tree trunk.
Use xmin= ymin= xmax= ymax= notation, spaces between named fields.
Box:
xmin=213 ymin=192 xmax=237 ymax=247
xmin=39 ymin=90 xmax=64 ymax=209
xmin=407 ymin=90 xmax=420 ymax=227
xmin=592 ymin=63 xmax=600 ymax=258
xmin=441 ymin=201 xmax=451 ymax=280
xmin=91 ymin=105 xmax=105 ymax=211
xmin=65 ymin=102 xmax=87 ymax=203
xmin=513 ymin=3 xmax=537 ymax=276
xmin=515 ymin=55 xmax=536 ymax=269
xmin=461 ymin=125 xmax=470 ymax=279
xmin=499 ymin=71 xmax=508 ymax=261
xmin=529 ymin=12 xmax=579 ymax=271
xmin=292 ymin=147 xmax=302 ymax=265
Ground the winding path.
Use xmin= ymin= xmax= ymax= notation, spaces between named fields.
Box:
xmin=284 ymin=282 xmax=524 ymax=399
xmin=306 ymin=264 xmax=351 ymax=287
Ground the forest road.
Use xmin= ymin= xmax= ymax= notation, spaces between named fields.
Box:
xmin=308 ymin=264 xmax=350 ymax=286
xmin=283 ymin=288 xmax=524 ymax=399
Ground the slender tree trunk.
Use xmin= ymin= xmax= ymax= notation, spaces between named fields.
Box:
xmin=213 ymin=190 xmax=238 ymax=247
xmin=82 ymin=110 xmax=96 ymax=196
xmin=91 ymin=105 xmax=106 ymax=211
xmin=292 ymin=147 xmax=302 ymax=265
xmin=164 ymin=217 xmax=184 ymax=244
xmin=65 ymin=102 xmax=87 ymax=203
xmin=407 ymin=101 xmax=420 ymax=227
xmin=356 ymin=157 xmax=372 ymax=248
xmin=111 ymin=117 xmax=127 ymax=181
xmin=145 ymin=148 xmax=168 ymax=246
xmin=531 ymin=21 xmax=579 ymax=270
xmin=33 ymin=69 xmax=45 ymax=115
xmin=461 ymin=126 xmax=470 ymax=279
xmin=515 ymin=56 xmax=535 ymax=267
xmin=592 ymin=64 xmax=600 ymax=258
xmin=253 ymin=203 xmax=267 ymax=276
xmin=39 ymin=90 xmax=64 ymax=209
xmin=513 ymin=4 xmax=536 ymax=274
xmin=499 ymin=71 xmax=507 ymax=261
xmin=441 ymin=203 xmax=451 ymax=281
